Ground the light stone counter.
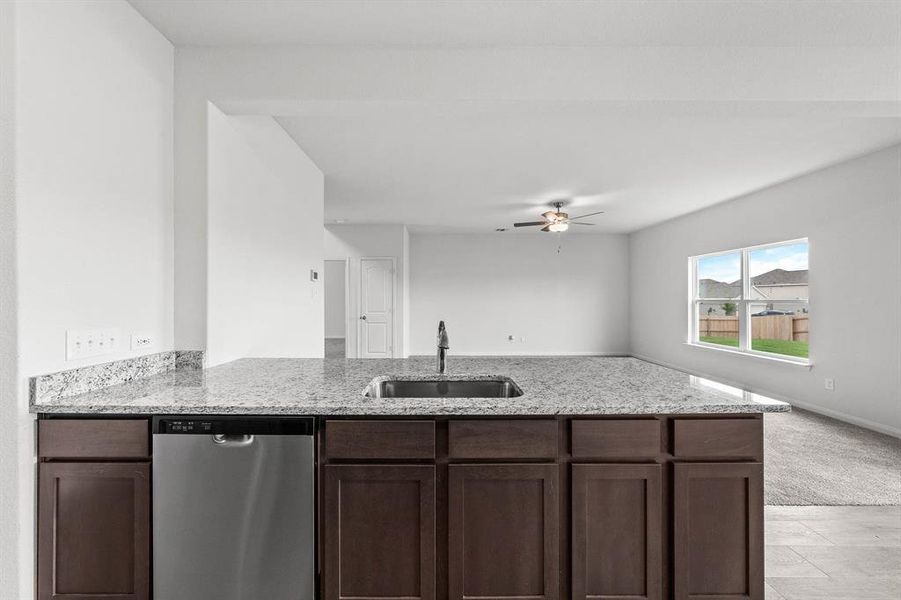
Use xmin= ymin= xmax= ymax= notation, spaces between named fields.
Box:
xmin=30 ymin=356 xmax=790 ymax=415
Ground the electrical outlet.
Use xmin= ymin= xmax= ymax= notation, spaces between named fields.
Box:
xmin=131 ymin=334 xmax=154 ymax=350
xmin=66 ymin=328 xmax=121 ymax=361
xmin=824 ymin=378 xmax=835 ymax=391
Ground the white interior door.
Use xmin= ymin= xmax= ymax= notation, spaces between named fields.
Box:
xmin=359 ymin=258 xmax=394 ymax=358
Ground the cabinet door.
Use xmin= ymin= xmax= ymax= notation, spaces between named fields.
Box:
xmin=323 ymin=465 xmax=436 ymax=600
xmin=673 ymin=462 xmax=764 ymax=600
xmin=448 ymin=464 xmax=559 ymax=600
xmin=572 ymin=464 xmax=662 ymax=600
xmin=38 ymin=462 xmax=150 ymax=600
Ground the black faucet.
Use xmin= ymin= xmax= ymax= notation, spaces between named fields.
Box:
xmin=437 ymin=321 xmax=449 ymax=374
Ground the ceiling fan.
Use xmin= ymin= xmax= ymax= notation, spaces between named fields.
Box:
xmin=513 ymin=201 xmax=604 ymax=232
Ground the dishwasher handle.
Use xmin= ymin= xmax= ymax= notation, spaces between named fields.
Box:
xmin=211 ymin=433 xmax=255 ymax=447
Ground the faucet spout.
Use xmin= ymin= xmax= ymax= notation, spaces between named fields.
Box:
xmin=437 ymin=321 xmax=449 ymax=374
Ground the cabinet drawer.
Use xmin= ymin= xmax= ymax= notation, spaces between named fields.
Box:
xmin=325 ymin=420 xmax=436 ymax=460
xmin=448 ymin=420 xmax=558 ymax=460
xmin=571 ymin=419 xmax=661 ymax=459
xmin=673 ymin=418 xmax=763 ymax=460
xmin=38 ymin=419 xmax=150 ymax=459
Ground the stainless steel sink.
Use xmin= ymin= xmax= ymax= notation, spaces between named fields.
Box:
xmin=365 ymin=377 xmax=523 ymax=399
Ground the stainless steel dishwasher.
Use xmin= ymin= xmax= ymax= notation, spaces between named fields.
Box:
xmin=152 ymin=416 xmax=316 ymax=600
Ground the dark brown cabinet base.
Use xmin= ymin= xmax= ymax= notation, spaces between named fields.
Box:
xmin=36 ymin=414 xmax=765 ymax=600
xmin=571 ymin=463 xmax=663 ymax=600
xmin=448 ymin=464 xmax=559 ymax=600
xmin=321 ymin=416 xmax=764 ymax=600
xmin=37 ymin=420 xmax=151 ymax=600
xmin=323 ymin=465 xmax=437 ymax=600
xmin=673 ymin=462 xmax=764 ymax=600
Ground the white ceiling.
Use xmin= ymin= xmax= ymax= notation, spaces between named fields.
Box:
xmin=131 ymin=1 xmax=900 ymax=47
xmin=278 ymin=106 xmax=901 ymax=232
xmin=131 ymin=0 xmax=901 ymax=233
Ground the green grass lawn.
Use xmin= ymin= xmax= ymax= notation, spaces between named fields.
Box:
xmin=699 ymin=336 xmax=809 ymax=358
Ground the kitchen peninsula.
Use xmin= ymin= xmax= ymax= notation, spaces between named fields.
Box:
xmin=31 ymin=355 xmax=788 ymax=600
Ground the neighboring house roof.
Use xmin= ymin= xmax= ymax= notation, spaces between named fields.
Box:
xmin=699 ymin=279 xmax=740 ymax=298
xmin=699 ymin=269 xmax=807 ymax=298
xmin=751 ymin=268 xmax=808 ymax=286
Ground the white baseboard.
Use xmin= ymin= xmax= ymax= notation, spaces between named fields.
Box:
xmin=407 ymin=352 xmax=632 ymax=358
xmin=630 ymin=353 xmax=901 ymax=439
xmin=778 ymin=397 xmax=901 ymax=439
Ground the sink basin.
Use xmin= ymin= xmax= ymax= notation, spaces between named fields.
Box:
xmin=365 ymin=377 xmax=523 ymax=399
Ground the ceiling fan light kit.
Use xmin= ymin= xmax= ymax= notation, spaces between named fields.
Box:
xmin=512 ymin=200 xmax=604 ymax=233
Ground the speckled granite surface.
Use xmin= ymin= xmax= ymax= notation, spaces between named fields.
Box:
xmin=31 ymin=350 xmax=204 ymax=404
xmin=30 ymin=356 xmax=790 ymax=416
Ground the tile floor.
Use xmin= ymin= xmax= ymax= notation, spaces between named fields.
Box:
xmin=765 ymin=505 xmax=901 ymax=599
xmin=324 ymin=338 xmax=346 ymax=358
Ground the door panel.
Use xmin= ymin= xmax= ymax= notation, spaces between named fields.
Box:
xmin=360 ymin=258 xmax=394 ymax=358
xmin=38 ymin=462 xmax=150 ymax=600
xmin=324 ymin=465 xmax=436 ymax=600
xmin=448 ymin=464 xmax=559 ymax=600
xmin=673 ymin=462 xmax=764 ymax=600
xmin=572 ymin=464 xmax=662 ymax=600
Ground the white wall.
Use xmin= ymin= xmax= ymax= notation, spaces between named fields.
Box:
xmin=403 ymin=226 xmax=411 ymax=357
xmin=17 ymin=0 xmax=175 ymax=374
xmin=324 ymin=224 xmax=408 ymax=357
xmin=7 ymin=1 xmax=174 ymax=596
xmin=324 ymin=260 xmax=346 ymax=338
xmin=173 ymin=40 xmax=894 ymax=349
xmin=630 ymin=146 xmax=901 ymax=436
xmin=409 ymin=233 xmax=631 ymax=356
xmin=206 ymin=108 xmax=324 ymax=366
xmin=0 ymin=2 xmax=20 ymax=595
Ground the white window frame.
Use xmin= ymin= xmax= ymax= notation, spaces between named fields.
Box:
xmin=688 ymin=238 xmax=809 ymax=365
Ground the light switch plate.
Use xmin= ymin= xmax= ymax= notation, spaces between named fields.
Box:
xmin=66 ymin=328 xmax=121 ymax=361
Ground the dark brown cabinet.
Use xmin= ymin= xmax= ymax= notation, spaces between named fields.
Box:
xmin=37 ymin=461 xmax=150 ymax=600
xmin=673 ymin=462 xmax=764 ymax=600
xmin=571 ymin=463 xmax=663 ymax=600
xmin=323 ymin=465 xmax=437 ymax=600
xmin=318 ymin=416 xmax=764 ymax=600
xmin=448 ymin=464 xmax=559 ymax=600
xmin=37 ymin=419 xmax=151 ymax=600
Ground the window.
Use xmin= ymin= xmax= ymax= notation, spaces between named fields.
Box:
xmin=690 ymin=239 xmax=809 ymax=362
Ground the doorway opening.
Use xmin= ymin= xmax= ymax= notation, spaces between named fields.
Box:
xmin=323 ymin=259 xmax=347 ymax=358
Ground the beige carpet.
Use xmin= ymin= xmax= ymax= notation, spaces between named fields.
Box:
xmin=765 ymin=408 xmax=901 ymax=505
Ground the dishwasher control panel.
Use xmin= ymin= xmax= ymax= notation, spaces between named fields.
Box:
xmin=153 ymin=416 xmax=316 ymax=436
xmin=161 ymin=420 xmax=213 ymax=434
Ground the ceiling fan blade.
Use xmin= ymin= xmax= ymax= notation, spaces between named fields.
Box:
xmin=570 ymin=222 xmax=596 ymax=225
xmin=513 ymin=221 xmax=547 ymax=227
xmin=540 ymin=225 xmax=551 ymax=232
xmin=569 ymin=210 xmax=605 ymax=220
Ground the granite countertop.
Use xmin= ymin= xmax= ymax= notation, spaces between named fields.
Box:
xmin=30 ymin=356 xmax=791 ymax=416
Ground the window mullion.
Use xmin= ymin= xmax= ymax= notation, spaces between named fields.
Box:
xmin=739 ymin=249 xmax=750 ymax=352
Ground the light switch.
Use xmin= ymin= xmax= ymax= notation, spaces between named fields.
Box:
xmin=66 ymin=328 xmax=121 ymax=361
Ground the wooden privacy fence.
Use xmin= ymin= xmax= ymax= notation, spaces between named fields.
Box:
xmin=699 ymin=315 xmax=808 ymax=342
xmin=699 ymin=316 xmax=738 ymax=338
